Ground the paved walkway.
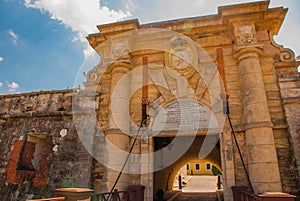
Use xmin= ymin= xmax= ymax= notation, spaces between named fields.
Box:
xmin=172 ymin=192 xmax=218 ymax=201
xmin=167 ymin=176 xmax=219 ymax=201
xmin=182 ymin=175 xmax=217 ymax=192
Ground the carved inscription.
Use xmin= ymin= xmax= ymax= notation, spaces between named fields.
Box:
xmin=152 ymin=100 xmax=218 ymax=131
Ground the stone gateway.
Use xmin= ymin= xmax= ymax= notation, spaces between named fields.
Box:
xmin=0 ymin=1 xmax=299 ymax=201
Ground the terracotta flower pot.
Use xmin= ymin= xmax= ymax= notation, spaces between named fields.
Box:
xmin=55 ymin=188 xmax=93 ymax=201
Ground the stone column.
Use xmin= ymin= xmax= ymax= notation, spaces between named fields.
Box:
xmin=140 ymin=135 xmax=153 ymax=201
xmin=103 ymin=62 xmax=132 ymax=192
xmin=234 ymin=44 xmax=282 ymax=192
xmin=220 ymin=124 xmax=236 ymax=201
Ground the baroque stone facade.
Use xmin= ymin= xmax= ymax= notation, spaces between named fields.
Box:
xmin=0 ymin=1 xmax=299 ymax=201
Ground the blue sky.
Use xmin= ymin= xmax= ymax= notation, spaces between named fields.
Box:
xmin=0 ymin=0 xmax=299 ymax=94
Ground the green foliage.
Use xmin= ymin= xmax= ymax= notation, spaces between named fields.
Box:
xmin=44 ymin=183 xmax=49 ymax=190
xmin=57 ymin=107 xmax=66 ymax=111
xmin=61 ymin=175 xmax=75 ymax=188
xmin=211 ymin=165 xmax=222 ymax=176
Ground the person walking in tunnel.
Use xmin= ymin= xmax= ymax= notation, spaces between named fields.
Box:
xmin=154 ymin=189 xmax=166 ymax=201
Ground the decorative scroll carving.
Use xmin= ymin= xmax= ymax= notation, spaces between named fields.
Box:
xmin=279 ymin=50 xmax=294 ymax=63
xmin=83 ymin=59 xmax=104 ymax=86
xmin=269 ymin=31 xmax=295 ymax=63
xmin=86 ymin=68 xmax=99 ymax=82
xmin=83 ymin=43 xmax=132 ymax=88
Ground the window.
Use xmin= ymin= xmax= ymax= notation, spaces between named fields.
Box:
xmin=206 ymin=163 xmax=211 ymax=170
xmin=186 ymin=164 xmax=190 ymax=170
xmin=17 ymin=140 xmax=36 ymax=171
xmin=195 ymin=163 xmax=200 ymax=170
xmin=6 ymin=131 xmax=49 ymax=185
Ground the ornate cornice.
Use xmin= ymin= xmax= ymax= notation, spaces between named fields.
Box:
xmin=87 ymin=1 xmax=288 ymax=50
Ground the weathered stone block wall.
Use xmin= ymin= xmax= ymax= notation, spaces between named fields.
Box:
xmin=0 ymin=90 xmax=93 ymax=201
xmin=277 ymin=66 xmax=300 ymax=194
xmin=0 ymin=90 xmax=72 ymax=114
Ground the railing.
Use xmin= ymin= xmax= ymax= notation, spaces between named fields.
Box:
xmin=232 ymin=186 xmax=297 ymax=201
xmin=240 ymin=190 xmax=255 ymax=201
xmin=28 ymin=197 xmax=65 ymax=201
xmin=91 ymin=189 xmax=135 ymax=201
xmin=91 ymin=185 xmax=145 ymax=201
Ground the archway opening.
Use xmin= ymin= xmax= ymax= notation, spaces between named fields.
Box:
xmin=153 ymin=135 xmax=222 ymax=200
xmin=172 ymin=161 xmax=222 ymax=192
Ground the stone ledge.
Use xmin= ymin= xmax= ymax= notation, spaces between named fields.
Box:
xmin=0 ymin=89 xmax=74 ymax=98
xmin=244 ymin=121 xmax=273 ymax=131
xmin=0 ymin=111 xmax=73 ymax=119
xmin=282 ymin=97 xmax=300 ymax=104
xmin=28 ymin=197 xmax=65 ymax=201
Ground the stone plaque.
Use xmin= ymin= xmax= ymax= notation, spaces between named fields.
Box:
xmin=152 ymin=99 xmax=218 ymax=131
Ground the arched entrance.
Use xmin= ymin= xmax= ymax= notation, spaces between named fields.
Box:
xmin=173 ymin=160 xmax=222 ymax=192
xmin=153 ymin=135 xmax=221 ymax=196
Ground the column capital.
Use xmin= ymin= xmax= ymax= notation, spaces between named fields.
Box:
xmin=109 ymin=59 xmax=133 ymax=75
xmin=233 ymin=43 xmax=264 ymax=62
xmin=105 ymin=128 xmax=126 ymax=135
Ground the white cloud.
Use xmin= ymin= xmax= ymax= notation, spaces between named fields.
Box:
xmin=7 ymin=81 xmax=19 ymax=93
xmin=0 ymin=57 xmax=3 ymax=62
xmin=0 ymin=81 xmax=20 ymax=94
xmin=24 ymin=0 xmax=131 ymax=58
xmin=25 ymin=0 xmax=130 ymax=34
xmin=7 ymin=29 xmax=19 ymax=45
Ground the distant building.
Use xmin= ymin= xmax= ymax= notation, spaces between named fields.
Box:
xmin=186 ymin=161 xmax=219 ymax=176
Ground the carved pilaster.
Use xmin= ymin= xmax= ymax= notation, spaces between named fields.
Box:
xmin=103 ymin=59 xmax=133 ymax=192
xmin=234 ymin=44 xmax=272 ymax=127
xmin=108 ymin=61 xmax=132 ymax=131
xmin=234 ymin=44 xmax=282 ymax=193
